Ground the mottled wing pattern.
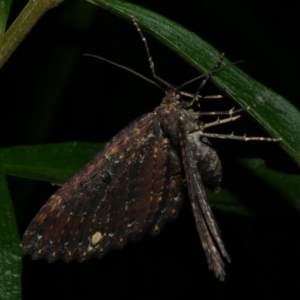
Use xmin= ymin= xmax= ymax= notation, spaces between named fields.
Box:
xmin=22 ymin=113 xmax=185 ymax=263
xmin=178 ymin=124 xmax=230 ymax=281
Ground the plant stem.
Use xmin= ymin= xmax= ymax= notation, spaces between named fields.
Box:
xmin=0 ymin=0 xmax=64 ymax=69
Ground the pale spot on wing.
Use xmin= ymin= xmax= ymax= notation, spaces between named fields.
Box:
xmin=91 ymin=231 xmax=103 ymax=245
xmin=48 ymin=195 xmax=62 ymax=212
xmin=127 ymin=221 xmax=135 ymax=228
xmin=173 ymin=194 xmax=181 ymax=202
xmin=51 ymin=194 xmax=61 ymax=202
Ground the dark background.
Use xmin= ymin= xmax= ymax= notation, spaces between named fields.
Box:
xmin=1 ymin=0 xmax=300 ymax=299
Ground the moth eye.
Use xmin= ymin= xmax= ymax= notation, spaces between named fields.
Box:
xmin=175 ymin=92 xmax=181 ymax=100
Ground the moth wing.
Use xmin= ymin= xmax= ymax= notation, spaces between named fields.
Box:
xmin=22 ymin=113 xmax=185 ymax=263
xmin=179 ymin=127 xmax=230 ymax=281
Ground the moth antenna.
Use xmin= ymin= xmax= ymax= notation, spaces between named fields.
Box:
xmin=179 ymin=60 xmax=244 ymax=89
xmin=132 ymin=17 xmax=173 ymax=89
xmin=84 ymin=54 xmax=164 ymax=91
xmin=190 ymin=53 xmax=225 ymax=106
xmin=181 ymin=55 xmax=243 ymax=108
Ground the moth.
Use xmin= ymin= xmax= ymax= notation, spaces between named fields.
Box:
xmin=22 ymin=18 xmax=280 ymax=281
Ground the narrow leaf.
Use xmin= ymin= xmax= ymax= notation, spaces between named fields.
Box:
xmin=0 ymin=166 xmax=22 ymax=300
xmin=0 ymin=0 xmax=12 ymax=36
xmin=2 ymin=143 xmax=105 ymax=184
xmin=88 ymin=0 xmax=300 ymax=166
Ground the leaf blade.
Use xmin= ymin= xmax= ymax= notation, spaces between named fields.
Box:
xmin=88 ymin=0 xmax=300 ymax=166
xmin=0 ymin=0 xmax=12 ymax=37
xmin=0 ymin=165 xmax=22 ymax=300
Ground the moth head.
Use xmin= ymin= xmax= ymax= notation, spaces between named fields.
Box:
xmin=162 ymin=88 xmax=182 ymax=104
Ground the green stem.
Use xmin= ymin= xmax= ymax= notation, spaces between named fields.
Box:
xmin=0 ymin=0 xmax=64 ymax=69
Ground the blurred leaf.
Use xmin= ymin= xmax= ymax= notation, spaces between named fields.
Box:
xmin=0 ymin=0 xmax=12 ymax=36
xmin=208 ymin=188 xmax=254 ymax=217
xmin=0 ymin=165 xmax=22 ymax=299
xmin=239 ymin=158 xmax=300 ymax=212
xmin=209 ymin=158 xmax=300 ymax=215
xmin=3 ymin=142 xmax=299 ymax=216
xmin=88 ymin=0 xmax=300 ymax=166
xmin=3 ymin=142 xmax=105 ymax=183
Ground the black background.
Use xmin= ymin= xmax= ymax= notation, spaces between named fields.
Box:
xmin=2 ymin=0 xmax=300 ymax=299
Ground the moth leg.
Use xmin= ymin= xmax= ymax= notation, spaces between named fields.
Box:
xmin=187 ymin=114 xmax=241 ymax=135
xmin=202 ymin=115 xmax=241 ymax=129
xmin=188 ymin=103 xmax=268 ymax=134
xmin=200 ymin=114 xmax=281 ymax=141
xmin=199 ymin=99 xmax=281 ymax=141
xmin=201 ymin=98 xmax=264 ymax=116
xmin=200 ymin=132 xmax=282 ymax=142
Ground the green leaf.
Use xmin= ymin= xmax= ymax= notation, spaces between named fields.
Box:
xmin=3 ymin=142 xmax=105 ymax=184
xmin=3 ymin=142 xmax=299 ymax=216
xmin=0 ymin=165 xmax=22 ymax=299
xmin=239 ymin=158 xmax=300 ymax=212
xmin=88 ymin=0 xmax=300 ymax=166
xmin=208 ymin=158 xmax=300 ymax=215
xmin=0 ymin=0 xmax=12 ymax=36
xmin=207 ymin=188 xmax=254 ymax=217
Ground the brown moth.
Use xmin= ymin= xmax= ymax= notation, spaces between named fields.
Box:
xmin=22 ymin=18 xmax=280 ymax=281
